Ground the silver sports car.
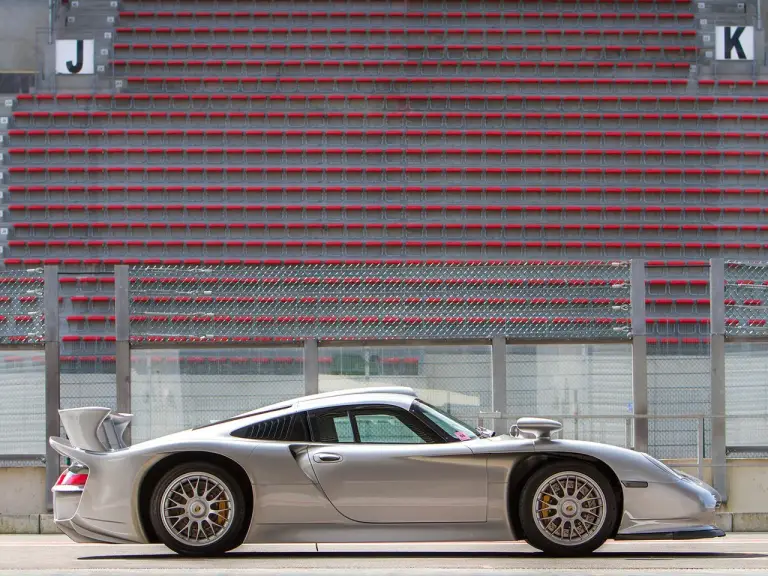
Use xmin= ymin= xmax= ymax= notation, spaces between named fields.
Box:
xmin=50 ymin=386 xmax=723 ymax=557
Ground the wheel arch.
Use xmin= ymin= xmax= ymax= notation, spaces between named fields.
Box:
xmin=137 ymin=451 xmax=254 ymax=545
xmin=507 ymin=452 xmax=624 ymax=540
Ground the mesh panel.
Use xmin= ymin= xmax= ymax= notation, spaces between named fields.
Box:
xmin=130 ymin=347 xmax=304 ymax=442
xmin=0 ymin=351 xmax=46 ymax=456
xmin=506 ymin=343 xmax=632 ymax=447
xmin=128 ymin=261 xmax=632 ymax=341
xmin=318 ymin=344 xmax=492 ymax=425
xmin=648 ymin=341 xmax=711 ymax=460
xmin=0 ymin=271 xmax=45 ymax=344
xmin=725 ymin=342 xmax=768 ymax=455
xmin=724 ymin=260 xmax=768 ymax=337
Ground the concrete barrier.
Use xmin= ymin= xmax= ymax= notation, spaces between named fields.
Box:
xmin=0 ymin=515 xmax=39 ymax=534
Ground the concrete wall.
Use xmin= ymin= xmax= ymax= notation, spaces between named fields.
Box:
xmin=0 ymin=466 xmax=46 ymax=515
xmin=0 ymin=0 xmax=48 ymax=72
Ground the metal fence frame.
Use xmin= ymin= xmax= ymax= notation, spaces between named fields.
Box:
xmin=7 ymin=259 xmax=763 ymax=507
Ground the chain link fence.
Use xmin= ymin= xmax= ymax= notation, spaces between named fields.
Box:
xmin=647 ymin=341 xmax=711 ymax=460
xmin=724 ymin=260 xmax=768 ymax=337
xmin=128 ymin=261 xmax=632 ymax=342
xmin=0 ymin=271 xmax=45 ymax=344
xmin=0 ymin=351 xmax=46 ymax=460
xmin=506 ymin=343 xmax=633 ymax=447
xmin=0 ymin=269 xmax=46 ymax=461
xmin=725 ymin=341 xmax=768 ymax=456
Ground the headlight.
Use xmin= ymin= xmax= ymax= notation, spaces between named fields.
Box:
xmin=642 ymin=453 xmax=682 ymax=479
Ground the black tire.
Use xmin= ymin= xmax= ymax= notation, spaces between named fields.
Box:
xmin=149 ymin=461 xmax=247 ymax=556
xmin=519 ymin=460 xmax=618 ymax=556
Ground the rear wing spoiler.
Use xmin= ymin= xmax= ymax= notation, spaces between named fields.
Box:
xmin=58 ymin=407 xmax=133 ymax=452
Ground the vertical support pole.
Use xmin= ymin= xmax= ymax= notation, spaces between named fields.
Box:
xmin=304 ymin=338 xmax=319 ymax=396
xmin=114 ymin=266 xmax=131 ymax=443
xmin=697 ymin=417 xmax=705 ymax=482
xmin=43 ymin=265 xmax=59 ymax=511
xmin=630 ymin=259 xmax=648 ymax=453
xmin=491 ymin=336 xmax=507 ymax=434
xmin=709 ymin=258 xmax=727 ymax=502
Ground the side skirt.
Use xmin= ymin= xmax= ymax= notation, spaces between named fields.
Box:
xmin=615 ymin=528 xmax=726 ymax=541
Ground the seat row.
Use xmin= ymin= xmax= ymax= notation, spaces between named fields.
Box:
xmin=8 ymin=184 xmax=768 ymax=199
xmin=121 ymin=0 xmax=693 ymax=6
xmin=112 ymin=60 xmax=694 ymax=75
xmin=122 ymin=75 xmax=695 ymax=91
xmin=0 ymin=260 xmax=701 ymax=274
xmin=19 ymin=93 xmax=768 ymax=112
xmin=9 ymin=166 xmax=768 ymax=184
xmin=18 ymin=128 xmax=758 ymax=147
xmin=9 ymin=203 xmax=768 ymax=219
xmin=114 ymin=25 xmax=698 ymax=42
xmin=116 ymin=10 xmax=696 ymax=24
xmin=11 ymin=111 xmax=768 ymax=132
xmin=11 ymin=225 xmax=768 ymax=244
xmin=0 ymin=256 xmax=710 ymax=268
xmin=113 ymin=43 xmax=699 ymax=58
xmin=66 ymin=293 xmax=717 ymax=306
xmin=10 ymin=146 xmax=768 ymax=165
xmin=5 ymin=239 xmax=767 ymax=254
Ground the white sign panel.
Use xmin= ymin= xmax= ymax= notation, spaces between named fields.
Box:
xmin=55 ymin=39 xmax=95 ymax=74
xmin=715 ymin=25 xmax=754 ymax=60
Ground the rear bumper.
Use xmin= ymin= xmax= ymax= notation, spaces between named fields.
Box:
xmin=53 ymin=486 xmax=141 ymax=545
xmin=615 ymin=527 xmax=726 ymax=540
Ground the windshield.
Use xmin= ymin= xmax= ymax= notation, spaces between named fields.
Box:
xmin=412 ymin=399 xmax=479 ymax=442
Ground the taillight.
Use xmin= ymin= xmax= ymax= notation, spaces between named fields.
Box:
xmin=55 ymin=470 xmax=88 ymax=487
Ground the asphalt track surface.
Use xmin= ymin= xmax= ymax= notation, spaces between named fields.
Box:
xmin=0 ymin=534 xmax=767 ymax=575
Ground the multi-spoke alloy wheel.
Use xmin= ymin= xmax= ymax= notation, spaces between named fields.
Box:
xmin=161 ymin=472 xmax=235 ymax=546
xmin=519 ymin=461 xmax=618 ymax=556
xmin=532 ymin=471 xmax=607 ymax=546
xmin=150 ymin=462 xmax=247 ymax=556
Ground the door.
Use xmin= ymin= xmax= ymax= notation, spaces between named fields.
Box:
xmin=307 ymin=405 xmax=487 ymax=524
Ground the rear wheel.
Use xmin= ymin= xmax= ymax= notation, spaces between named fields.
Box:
xmin=519 ymin=460 xmax=618 ymax=556
xmin=149 ymin=462 xmax=247 ymax=556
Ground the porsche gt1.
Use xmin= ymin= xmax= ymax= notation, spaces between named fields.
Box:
xmin=50 ymin=386 xmax=723 ymax=556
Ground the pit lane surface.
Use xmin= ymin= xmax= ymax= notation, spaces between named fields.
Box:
xmin=0 ymin=534 xmax=766 ymax=575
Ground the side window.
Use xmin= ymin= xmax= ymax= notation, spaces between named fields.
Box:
xmin=309 ymin=406 xmax=442 ymax=444
xmin=311 ymin=410 xmax=355 ymax=443
xmin=231 ymin=413 xmax=310 ymax=442
xmin=355 ymin=412 xmax=425 ymax=444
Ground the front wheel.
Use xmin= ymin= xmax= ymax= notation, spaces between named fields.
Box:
xmin=149 ymin=462 xmax=247 ymax=556
xmin=519 ymin=460 xmax=618 ymax=556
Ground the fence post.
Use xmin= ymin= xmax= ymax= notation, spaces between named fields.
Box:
xmin=43 ymin=265 xmax=60 ymax=511
xmin=114 ymin=265 xmax=131 ymax=441
xmin=491 ymin=336 xmax=507 ymax=434
xmin=304 ymin=338 xmax=319 ymax=396
xmin=709 ymin=258 xmax=727 ymax=502
xmin=630 ymin=259 xmax=648 ymax=453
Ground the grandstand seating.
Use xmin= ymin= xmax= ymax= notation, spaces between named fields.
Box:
xmin=0 ymin=0 xmax=753 ymax=359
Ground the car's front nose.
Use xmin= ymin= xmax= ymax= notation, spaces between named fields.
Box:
xmin=617 ymin=473 xmax=723 ymax=539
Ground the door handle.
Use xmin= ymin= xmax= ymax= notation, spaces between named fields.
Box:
xmin=313 ymin=452 xmax=343 ymax=463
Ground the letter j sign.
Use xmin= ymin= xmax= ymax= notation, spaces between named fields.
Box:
xmin=55 ymin=39 xmax=95 ymax=74
xmin=715 ymin=26 xmax=754 ymax=60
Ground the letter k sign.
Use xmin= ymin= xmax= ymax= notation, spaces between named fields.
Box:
xmin=716 ymin=25 xmax=754 ymax=61
xmin=723 ymin=27 xmax=746 ymax=59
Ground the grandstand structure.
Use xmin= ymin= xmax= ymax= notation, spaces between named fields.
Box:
xmin=0 ymin=0 xmax=763 ymax=384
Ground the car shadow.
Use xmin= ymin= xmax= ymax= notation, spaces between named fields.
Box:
xmin=80 ymin=551 xmax=766 ymax=561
